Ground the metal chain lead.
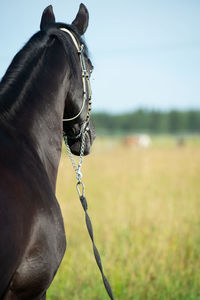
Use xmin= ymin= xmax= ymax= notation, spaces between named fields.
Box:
xmin=64 ymin=134 xmax=114 ymax=299
xmin=63 ymin=130 xmax=86 ymax=181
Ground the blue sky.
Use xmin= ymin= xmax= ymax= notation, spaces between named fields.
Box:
xmin=0 ymin=0 xmax=199 ymax=113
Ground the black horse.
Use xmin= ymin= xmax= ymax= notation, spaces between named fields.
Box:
xmin=0 ymin=4 xmax=95 ymax=299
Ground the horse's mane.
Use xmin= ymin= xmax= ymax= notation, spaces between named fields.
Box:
xmin=0 ymin=23 xmax=88 ymax=121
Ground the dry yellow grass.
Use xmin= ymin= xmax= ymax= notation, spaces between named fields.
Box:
xmin=48 ymin=137 xmax=200 ymax=300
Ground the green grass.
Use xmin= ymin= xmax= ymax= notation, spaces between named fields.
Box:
xmin=47 ymin=135 xmax=200 ymax=299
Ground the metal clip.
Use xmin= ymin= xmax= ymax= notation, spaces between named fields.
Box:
xmin=76 ymin=181 xmax=85 ymax=197
xmin=80 ymin=44 xmax=84 ymax=53
xmin=76 ymin=169 xmax=82 ymax=181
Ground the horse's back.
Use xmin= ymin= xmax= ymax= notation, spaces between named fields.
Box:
xmin=0 ymin=134 xmax=66 ymax=299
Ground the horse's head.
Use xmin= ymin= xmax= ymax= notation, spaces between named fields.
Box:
xmin=41 ymin=4 xmax=95 ymax=156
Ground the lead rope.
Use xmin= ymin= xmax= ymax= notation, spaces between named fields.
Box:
xmin=63 ymin=133 xmax=114 ymax=300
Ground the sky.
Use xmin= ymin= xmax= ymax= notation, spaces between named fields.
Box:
xmin=0 ymin=0 xmax=199 ymax=113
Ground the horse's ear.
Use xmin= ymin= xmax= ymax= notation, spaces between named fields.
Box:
xmin=40 ymin=5 xmax=55 ymax=30
xmin=72 ymin=3 xmax=89 ymax=35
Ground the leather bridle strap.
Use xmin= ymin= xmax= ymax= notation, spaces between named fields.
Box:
xmin=60 ymin=27 xmax=92 ymax=123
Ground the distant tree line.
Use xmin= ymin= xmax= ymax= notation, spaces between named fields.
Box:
xmin=91 ymin=109 xmax=200 ymax=135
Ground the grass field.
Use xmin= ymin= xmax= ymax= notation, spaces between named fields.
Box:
xmin=47 ymin=135 xmax=200 ymax=300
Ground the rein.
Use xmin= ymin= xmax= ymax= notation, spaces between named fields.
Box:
xmin=60 ymin=28 xmax=114 ymax=299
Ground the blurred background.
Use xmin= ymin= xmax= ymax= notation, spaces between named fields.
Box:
xmin=1 ymin=1 xmax=200 ymax=299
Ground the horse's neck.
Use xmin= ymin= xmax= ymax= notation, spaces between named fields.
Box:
xmin=30 ymin=97 xmax=64 ymax=191
xmin=4 ymin=40 xmax=70 ymax=190
xmin=27 ymin=55 xmax=69 ymax=190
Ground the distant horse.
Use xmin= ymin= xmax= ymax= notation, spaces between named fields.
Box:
xmin=123 ymin=135 xmax=151 ymax=148
xmin=0 ymin=4 xmax=95 ymax=299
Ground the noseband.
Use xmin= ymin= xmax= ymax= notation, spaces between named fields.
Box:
xmin=60 ymin=27 xmax=92 ymax=140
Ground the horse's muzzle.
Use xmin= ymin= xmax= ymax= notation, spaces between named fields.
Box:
xmin=67 ymin=119 xmax=96 ymax=156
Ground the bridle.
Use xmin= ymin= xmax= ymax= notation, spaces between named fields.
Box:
xmin=60 ymin=27 xmax=92 ymax=140
xmin=60 ymin=26 xmax=92 ymax=180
